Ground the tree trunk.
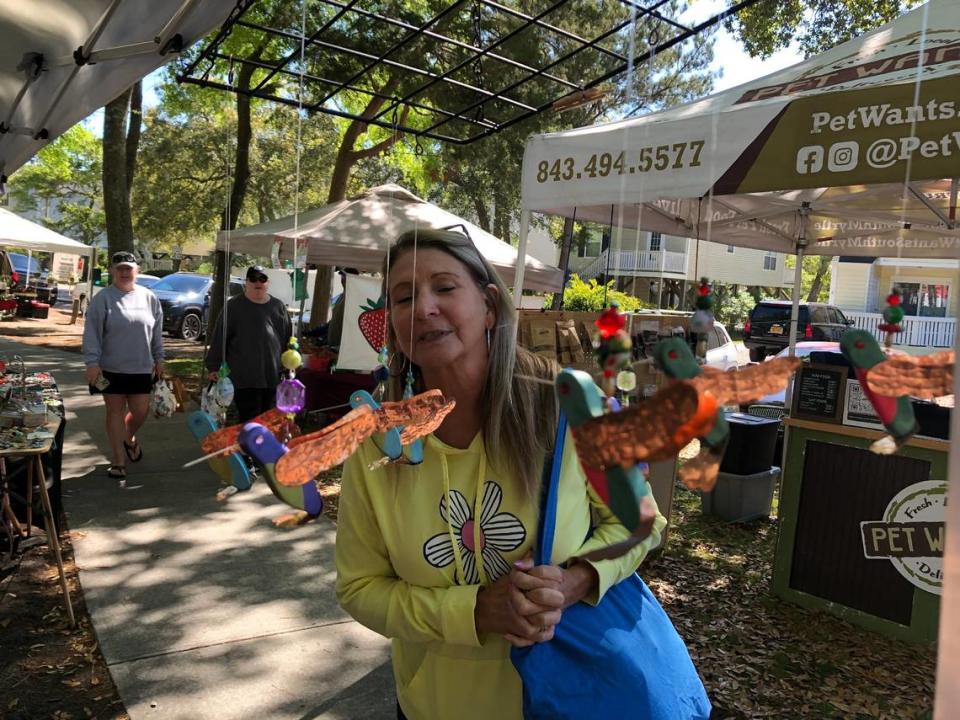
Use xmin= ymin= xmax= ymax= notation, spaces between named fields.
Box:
xmin=208 ymin=62 xmax=256 ymax=337
xmin=473 ymin=197 xmax=491 ymax=233
xmin=806 ymin=255 xmax=832 ymax=302
xmin=102 ymin=88 xmax=134 ymax=259
xmin=550 ymin=216 xmax=575 ymax=310
xmin=308 ymin=79 xmax=407 ymax=329
xmin=326 ymin=139 xmax=356 ymax=206
xmin=493 ymin=200 xmax=508 ymax=245
xmin=125 ymin=81 xmax=142 ymax=197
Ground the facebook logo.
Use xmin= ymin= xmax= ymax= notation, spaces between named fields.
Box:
xmin=796 ymin=146 xmax=824 ymax=174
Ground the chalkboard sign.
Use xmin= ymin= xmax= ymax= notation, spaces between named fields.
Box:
xmin=791 ymin=363 xmax=846 ymax=423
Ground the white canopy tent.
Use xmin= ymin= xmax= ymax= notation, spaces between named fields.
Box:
xmin=218 ymin=184 xmax=563 ymax=293
xmin=0 ymin=0 xmax=235 ymax=178
xmin=0 ymin=206 xmax=96 ymax=296
xmin=519 ymin=0 xmax=960 ymax=266
xmin=518 ymin=1 xmax=959 ymax=713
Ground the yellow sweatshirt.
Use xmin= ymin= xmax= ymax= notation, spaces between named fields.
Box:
xmin=335 ymin=430 xmax=666 ymax=720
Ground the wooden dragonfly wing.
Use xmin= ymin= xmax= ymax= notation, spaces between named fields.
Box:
xmin=376 ymin=391 xmax=456 ymax=444
xmin=201 ymin=408 xmax=290 ymax=454
xmin=866 ymin=351 xmax=955 ymax=399
xmin=572 ymin=383 xmax=701 ymax=469
xmin=276 ymin=406 xmax=379 ymax=487
xmin=690 ymin=357 xmax=800 ymax=406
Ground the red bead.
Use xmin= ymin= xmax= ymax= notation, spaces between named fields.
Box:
xmin=697 ymin=285 xmax=710 ymax=296
xmin=886 ymin=293 xmax=901 ymax=306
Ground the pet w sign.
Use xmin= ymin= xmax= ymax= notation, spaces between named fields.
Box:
xmin=860 ymin=481 xmax=947 ymax=596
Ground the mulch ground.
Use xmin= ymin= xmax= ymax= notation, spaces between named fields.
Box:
xmin=1 ymin=530 xmax=128 ymax=720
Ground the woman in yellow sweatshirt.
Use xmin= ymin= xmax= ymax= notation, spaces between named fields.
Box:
xmin=335 ymin=228 xmax=670 ymax=720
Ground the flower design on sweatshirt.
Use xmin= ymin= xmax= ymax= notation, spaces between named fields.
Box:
xmin=422 ymin=481 xmax=526 ymax=584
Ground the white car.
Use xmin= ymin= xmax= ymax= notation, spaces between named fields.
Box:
xmin=756 ymin=341 xmax=908 ymax=405
xmin=704 ymin=321 xmax=748 ymax=371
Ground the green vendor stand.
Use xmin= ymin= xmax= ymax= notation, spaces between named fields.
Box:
xmin=773 ymin=418 xmax=947 ymax=644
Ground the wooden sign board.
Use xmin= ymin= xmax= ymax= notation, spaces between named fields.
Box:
xmin=791 ymin=363 xmax=846 ymax=424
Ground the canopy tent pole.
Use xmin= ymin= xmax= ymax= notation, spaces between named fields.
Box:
xmin=934 ymin=291 xmax=960 ymax=718
xmin=30 ymin=0 xmax=124 ymax=140
xmin=513 ymin=209 xmax=531 ymax=308
xmin=788 ymin=202 xmax=811 ymax=359
xmin=950 ymin=178 xmax=959 ymax=224
xmin=86 ymin=245 xmax=95 ymax=307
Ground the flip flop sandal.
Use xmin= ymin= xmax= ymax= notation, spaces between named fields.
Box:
xmin=124 ymin=440 xmax=143 ymax=463
xmin=107 ymin=465 xmax=127 ymax=479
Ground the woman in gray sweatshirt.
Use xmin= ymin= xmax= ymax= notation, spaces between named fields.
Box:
xmin=82 ymin=252 xmax=164 ymax=480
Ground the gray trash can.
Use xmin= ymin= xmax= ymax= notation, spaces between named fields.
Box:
xmin=700 ymin=466 xmax=780 ymax=523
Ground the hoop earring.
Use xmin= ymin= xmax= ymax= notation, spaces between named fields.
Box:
xmin=486 ymin=328 xmax=491 ymax=352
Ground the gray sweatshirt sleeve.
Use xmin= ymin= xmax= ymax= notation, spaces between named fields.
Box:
xmin=82 ymin=292 xmax=106 ymax=368
xmin=151 ymin=293 xmax=165 ymax=363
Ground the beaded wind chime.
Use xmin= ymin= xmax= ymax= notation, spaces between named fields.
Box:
xmin=878 ymin=287 xmax=904 ymax=348
xmin=593 ymin=304 xmax=635 ymax=407
xmin=276 ymin=336 xmax=306 ymax=439
xmin=689 ymin=277 xmax=715 ymax=359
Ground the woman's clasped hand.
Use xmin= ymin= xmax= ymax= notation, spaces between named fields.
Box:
xmin=476 ymin=555 xmax=600 ymax=647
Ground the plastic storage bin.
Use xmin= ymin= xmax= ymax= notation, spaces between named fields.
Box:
xmin=700 ymin=467 xmax=780 ymax=523
xmin=30 ymin=301 xmax=50 ymax=319
xmin=720 ymin=412 xmax=780 ymax=475
xmin=912 ymin=399 xmax=950 ymax=440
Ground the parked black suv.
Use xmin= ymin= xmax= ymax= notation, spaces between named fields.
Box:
xmin=744 ymin=301 xmax=854 ymax=361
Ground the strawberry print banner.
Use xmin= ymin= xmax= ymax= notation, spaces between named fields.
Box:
xmin=337 ymin=274 xmax=385 ymax=371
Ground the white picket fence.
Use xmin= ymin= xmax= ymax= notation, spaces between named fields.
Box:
xmin=844 ymin=311 xmax=956 ymax=348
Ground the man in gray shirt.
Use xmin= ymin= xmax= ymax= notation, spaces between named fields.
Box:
xmin=205 ymin=265 xmax=292 ymax=422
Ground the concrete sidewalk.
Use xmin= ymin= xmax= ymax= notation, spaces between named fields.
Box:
xmin=1 ymin=338 xmax=394 ymax=719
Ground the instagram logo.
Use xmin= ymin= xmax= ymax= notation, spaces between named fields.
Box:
xmin=828 ymin=141 xmax=859 ymax=172
xmin=796 ymin=146 xmax=823 ymax=174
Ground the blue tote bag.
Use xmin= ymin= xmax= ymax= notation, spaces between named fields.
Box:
xmin=511 ymin=414 xmax=711 ymax=720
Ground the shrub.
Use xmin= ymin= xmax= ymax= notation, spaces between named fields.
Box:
xmin=545 ymin=274 xmax=650 ymax=312
xmin=715 ymin=289 xmax=756 ymax=329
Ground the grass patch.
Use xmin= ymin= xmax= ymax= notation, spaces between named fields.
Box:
xmin=164 ymin=357 xmax=205 ymax=398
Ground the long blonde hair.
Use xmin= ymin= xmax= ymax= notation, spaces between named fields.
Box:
xmin=382 ymin=228 xmax=557 ymax=496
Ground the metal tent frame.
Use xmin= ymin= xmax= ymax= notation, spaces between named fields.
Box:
xmin=178 ymin=0 xmax=765 ymax=145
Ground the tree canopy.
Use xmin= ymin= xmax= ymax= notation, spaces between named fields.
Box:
xmin=727 ymin=0 xmax=924 ymax=58
xmin=8 ymin=125 xmax=105 ymax=245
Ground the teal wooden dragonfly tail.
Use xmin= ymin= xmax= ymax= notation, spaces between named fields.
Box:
xmin=556 ymin=369 xmax=650 ymax=535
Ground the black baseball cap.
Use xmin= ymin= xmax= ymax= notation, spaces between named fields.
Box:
xmin=111 ymin=251 xmax=138 ymax=267
xmin=246 ymin=265 xmax=269 ymax=282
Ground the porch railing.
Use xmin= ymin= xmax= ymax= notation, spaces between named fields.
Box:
xmin=844 ymin=311 xmax=956 ymax=348
xmin=578 ymin=248 xmax=688 ymax=280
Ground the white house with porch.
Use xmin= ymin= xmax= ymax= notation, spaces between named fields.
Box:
xmin=567 ymin=228 xmax=794 ymax=307
xmin=830 ymin=256 xmax=958 ymax=348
